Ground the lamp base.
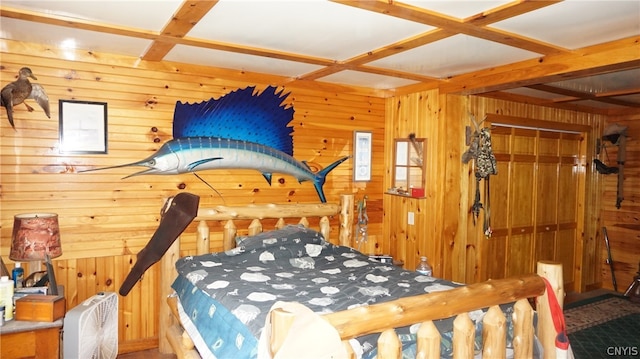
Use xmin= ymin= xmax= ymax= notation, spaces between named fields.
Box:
xmin=28 ymin=261 xmax=42 ymax=273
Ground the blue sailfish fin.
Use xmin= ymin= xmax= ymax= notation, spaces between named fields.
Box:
xmin=313 ymin=156 xmax=351 ymax=203
xmin=262 ymin=173 xmax=273 ymax=185
xmin=188 ymin=158 xmax=222 ymax=171
xmin=173 ymin=86 xmax=294 ymax=155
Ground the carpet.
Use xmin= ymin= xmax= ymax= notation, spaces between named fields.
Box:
xmin=564 ymin=294 xmax=640 ymax=358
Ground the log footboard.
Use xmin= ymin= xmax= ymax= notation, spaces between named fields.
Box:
xmin=270 ymin=273 xmax=548 ymax=359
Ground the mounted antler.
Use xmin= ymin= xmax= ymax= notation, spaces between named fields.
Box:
xmin=408 ymin=133 xmax=423 ymax=167
xmin=462 ymin=114 xmax=486 ymax=164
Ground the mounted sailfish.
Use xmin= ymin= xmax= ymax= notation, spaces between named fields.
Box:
xmin=81 ymin=86 xmax=349 ymax=202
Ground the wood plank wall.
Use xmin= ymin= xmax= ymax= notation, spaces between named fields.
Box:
xmin=466 ymin=97 xmax=606 ymax=291
xmin=600 ymin=113 xmax=640 ymax=292
xmin=466 ymin=95 xmax=607 ymax=290
xmin=0 ymin=40 xmax=385 ymax=353
xmin=2 ymin=38 xmax=636 ymax=354
xmin=383 ymin=91 xmax=611 ymax=290
xmin=383 ymin=89 xmax=444 ymax=275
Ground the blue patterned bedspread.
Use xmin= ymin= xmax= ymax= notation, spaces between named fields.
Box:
xmin=172 ymin=225 xmax=525 ymax=359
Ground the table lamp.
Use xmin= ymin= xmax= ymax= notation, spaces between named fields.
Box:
xmin=10 ymin=213 xmax=62 ymax=295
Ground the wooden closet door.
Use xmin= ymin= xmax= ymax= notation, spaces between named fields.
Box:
xmin=556 ymin=133 xmax=582 ymax=290
xmin=535 ymin=132 xmax=560 ymax=264
xmin=506 ymin=129 xmax=536 ymax=277
xmin=485 ymin=127 xmax=511 ymax=280
xmin=487 ymin=126 xmax=582 ymax=287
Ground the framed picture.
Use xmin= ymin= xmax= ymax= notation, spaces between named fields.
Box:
xmin=59 ymin=100 xmax=108 ymax=154
xmin=353 ymin=131 xmax=372 ymax=182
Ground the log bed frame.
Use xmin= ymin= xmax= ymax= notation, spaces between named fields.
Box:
xmin=158 ymin=194 xmax=565 ymax=359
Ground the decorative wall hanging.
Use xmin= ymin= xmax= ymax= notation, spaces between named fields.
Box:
xmin=462 ymin=114 xmax=497 ymax=237
xmin=353 ymin=131 xmax=372 ymax=182
xmin=595 ymin=123 xmax=628 ymax=208
xmin=355 ymin=195 xmax=369 ymax=251
xmin=1 ymin=67 xmax=50 ymax=131
xmin=59 ymin=100 xmax=108 ymax=154
xmin=81 ymin=86 xmax=349 ymax=203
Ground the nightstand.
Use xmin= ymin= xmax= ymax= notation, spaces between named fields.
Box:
xmin=0 ymin=318 xmax=63 ymax=359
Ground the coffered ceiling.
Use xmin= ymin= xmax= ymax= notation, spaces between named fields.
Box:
xmin=1 ymin=0 xmax=639 ymax=115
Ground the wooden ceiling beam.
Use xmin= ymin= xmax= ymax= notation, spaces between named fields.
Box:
xmin=333 ymin=0 xmax=567 ymax=55
xmin=299 ymin=29 xmax=454 ymax=82
xmin=439 ymin=36 xmax=640 ymax=95
xmin=480 ymin=91 xmax=610 ymax=115
xmin=142 ymin=1 xmax=219 ymax=61
xmin=0 ymin=5 xmax=158 ymax=40
xmin=465 ymin=1 xmax=562 ymax=25
xmin=528 ymin=84 xmax=640 ymax=107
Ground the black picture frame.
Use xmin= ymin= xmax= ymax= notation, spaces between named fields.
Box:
xmin=59 ymin=99 xmax=108 ymax=154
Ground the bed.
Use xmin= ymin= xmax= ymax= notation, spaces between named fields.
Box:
xmin=157 ymin=193 xmax=565 ymax=359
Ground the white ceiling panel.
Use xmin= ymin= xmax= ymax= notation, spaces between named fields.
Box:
xmin=402 ymin=0 xmax=513 ymax=19
xmin=320 ymin=70 xmax=420 ymax=89
xmin=548 ymin=69 xmax=640 ymax=94
xmin=613 ymin=94 xmax=640 ymax=105
xmin=0 ymin=17 xmax=151 ymax=59
xmin=165 ymin=45 xmax=323 ymax=78
xmin=1 ymin=0 xmax=638 ymax=114
xmin=503 ymin=87 xmax=563 ymax=100
xmin=492 ymin=0 xmax=640 ymax=49
xmin=571 ymin=99 xmax=629 ymax=109
xmin=1 ymin=0 xmax=182 ymax=30
xmin=367 ymin=34 xmax=540 ymax=79
xmin=187 ymin=0 xmax=433 ymax=60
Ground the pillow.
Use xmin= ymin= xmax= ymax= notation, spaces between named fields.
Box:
xmin=235 ymin=224 xmax=324 ymax=247
xmin=233 ymin=225 xmax=328 ymax=262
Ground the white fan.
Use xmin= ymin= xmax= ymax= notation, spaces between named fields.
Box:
xmin=64 ymin=291 xmax=118 ymax=359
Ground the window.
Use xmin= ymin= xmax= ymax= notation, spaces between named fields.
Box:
xmin=390 ymin=137 xmax=426 ymax=196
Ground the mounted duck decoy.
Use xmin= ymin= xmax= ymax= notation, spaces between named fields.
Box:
xmin=1 ymin=67 xmax=51 ymax=130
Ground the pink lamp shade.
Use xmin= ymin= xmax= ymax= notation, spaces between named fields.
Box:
xmin=10 ymin=213 xmax=62 ymax=261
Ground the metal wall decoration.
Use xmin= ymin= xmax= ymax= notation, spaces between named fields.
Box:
xmin=59 ymin=100 xmax=108 ymax=154
xmin=353 ymin=131 xmax=372 ymax=182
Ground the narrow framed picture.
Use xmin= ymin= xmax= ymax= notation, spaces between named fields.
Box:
xmin=353 ymin=130 xmax=372 ymax=182
xmin=59 ymin=99 xmax=108 ymax=154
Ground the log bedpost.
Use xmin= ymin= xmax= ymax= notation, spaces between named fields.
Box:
xmin=159 ymin=232 xmax=181 ymax=353
xmin=512 ymin=298 xmax=534 ymax=359
xmin=339 ymin=193 xmax=354 ymax=247
xmin=536 ymin=261 xmax=564 ymax=359
xmin=269 ymin=308 xmax=296 ymax=356
xmin=319 ymin=216 xmax=331 ymax=241
xmin=452 ymin=312 xmax=474 ymax=358
xmin=196 ymin=220 xmax=209 ymax=256
xmin=482 ymin=305 xmax=507 ymax=359
xmin=416 ymin=321 xmax=440 ymax=358
xmin=222 ymin=220 xmax=237 ymax=251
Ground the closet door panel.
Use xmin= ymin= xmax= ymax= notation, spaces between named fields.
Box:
xmin=510 ymin=162 xmax=535 ymax=229
xmin=557 ymin=227 xmax=576 ymax=289
xmin=538 ymin=132 xmax=560 ymax=156
xmin=558 ymin=162 xmax=579 ymax=224
xmin=536 ymin=161 xmax=559 ymax=226
xmin=486 ymin=235 xmax=507 ymax=280
xmin=535 ymin=229 xmax=556 ymax=262
xmin=490 ymin=161 xmax=511 ymax=230
xmin=508 ymin=232 xmax=534 ymax=276
xmin=512 ymin=129 xmax=536 ymax=155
